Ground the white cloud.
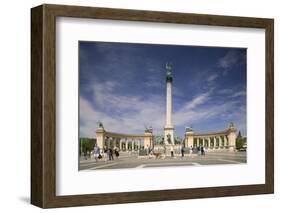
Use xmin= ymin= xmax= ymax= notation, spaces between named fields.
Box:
xmin=231 ymin=91 xmax=246 ymax=98
xmin=80 ymin=80 xmax=166 ymax=137
xmin=80 ymin=80 xmax=246 ymax=138
xmin=183 ymin=92 xmax=210 ymax=111
xmin=217 ymin=89 xmax=233 ymax=94
xmin=173 ymin=95 xmax=238 ymax=128
xmin=207 ymin=73 xmax=218 ymax=82
xmin=218 ymin=50 xmax=240 ymax=69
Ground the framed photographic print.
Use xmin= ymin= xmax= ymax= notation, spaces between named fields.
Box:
xmin=31 ymin=4 xmax=274 ymax=208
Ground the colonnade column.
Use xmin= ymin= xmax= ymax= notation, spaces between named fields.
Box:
xmin=125 ymin=139 xmax=128 ymax=151
xmin=132 ymin=140 xmax=135 ymax=151
xmin=224 ymin=136 xmax=228 ymax=147
xmin=214 ymin=137 xmax=217 ymax=149
xmin=185 ymin=134 xmax=232 ymax=150
xmin=203 ymin=138 xmax=206 ymax=147
xmin=221 ymin=136 xmax=225 ymax=149
xmin=119 ymin=139 xmax=122 ymax=150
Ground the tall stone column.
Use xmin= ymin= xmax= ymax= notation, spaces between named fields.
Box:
xmin=164 ymin=63 xmax=175 ymax=145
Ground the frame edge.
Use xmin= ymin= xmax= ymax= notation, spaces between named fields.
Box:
xmin=31 ymin=4 xmax=275 ymax=208
xmin=265 ymin=19 xmax=274 ymax=194
xmin=31 ymin=5 xmax=44 ymax=208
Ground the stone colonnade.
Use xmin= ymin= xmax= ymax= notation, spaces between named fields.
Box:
xmin=96 ymin=127 xmax=153 ymax=152
xmin=185 ymin=125 xmax=237 ymax=151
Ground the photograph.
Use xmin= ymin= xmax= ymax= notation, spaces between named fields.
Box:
xmin=78 ymin=41 xmax=247 ymax=171
xmin=30 ymin=3 xmax=274 ymax=208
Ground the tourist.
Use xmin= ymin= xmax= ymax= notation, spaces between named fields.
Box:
xmin=145 ymin=145 xmax=149 ymax=155
xmin=109 ymin=147 xmax=114 ymax=161
xmin=93 ymin=144 xmax=100 ymax=162
xmin=170 ymin=146 xmax=174 ymax=158
xmin=103 ymin=146 xmax=108 ymax=162
xmin=201 ymin=146 xmax=205 ymax=156
xmin=149 ymin=146 xmax=153 ymax=155
xmin=114 ymin=147 xmax=120 ymax=159
xmin=181 ymin=145 xmax=185 ymax=158
xmin=197 ymin=146 xmax=201 ymax=156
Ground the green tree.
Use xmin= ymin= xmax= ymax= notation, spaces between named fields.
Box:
xmin=80 ymin=138 xmax=96 ymax=156
xmin=236 ymin=137 xmax=244 ymax=150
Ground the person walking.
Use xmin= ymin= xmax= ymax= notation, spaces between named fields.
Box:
xmin=201 ymin=146 xmax=205 ymax=156
xmin=181 ymin=145 xmax=185 ymax=158
xmin=93 ymin=144 xmax=100 ymax=162
xmin=170 ymin=146 xmax=174 ymax=158
xmin=197 ymin=146 xmax=201 ymax=156
xmin=114 ymin=147 xmax=119 ymax=159
xmin=109 ymin=147 xmax=114 ymax=161
xmin=145 ymin=145 xmax=149 ymax=156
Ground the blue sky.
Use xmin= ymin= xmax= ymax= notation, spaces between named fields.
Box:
xmin=79 ymin=41 xmax=246 ymax=139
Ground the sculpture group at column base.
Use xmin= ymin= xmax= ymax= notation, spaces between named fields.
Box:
xmin=164 ymin=144 xmax=182 ymax=157
xmin=164 ymin=127 xmax=175 ymax=145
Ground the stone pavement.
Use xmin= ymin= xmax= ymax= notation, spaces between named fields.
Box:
xmin=79 ymin=151 xmax=246 ymax=171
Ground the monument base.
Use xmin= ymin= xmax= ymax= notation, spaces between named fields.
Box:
xmin=165 ymin=144 xmax=182 ymax=157
xmin=164 ymin=127 xmax=174 ymax=145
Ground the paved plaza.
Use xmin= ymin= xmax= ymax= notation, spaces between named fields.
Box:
xmin=79 ymin=151 xmax=246 ymax=171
